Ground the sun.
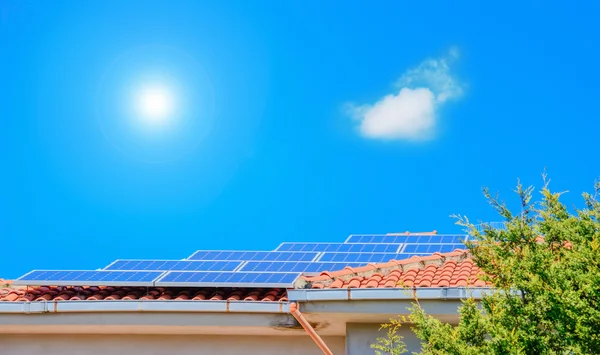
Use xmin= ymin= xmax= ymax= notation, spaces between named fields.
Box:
xmin=133 ymin=85 xmax=175 ymax=127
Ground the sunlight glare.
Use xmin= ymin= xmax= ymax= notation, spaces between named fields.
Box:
xmin=134 ymin=85 xmax=175 ymax=127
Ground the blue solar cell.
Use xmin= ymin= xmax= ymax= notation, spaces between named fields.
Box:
xmin=405 ymin=235 xmax=419 ymax=243
xmin=403 ymin=244 xmax=417 ymax=253
xmin=415 ymin=244 xmax=430 ymax=253
xmin=429 ymin=245 xmax=443 ymax=253
xmin=344 ymin=235 xmax=363 ymax=243
xmin=415 ymin=236 xmax=429 ymax=243
xmin=155 ymin=271 xmax=301 ymax=287
xmin=440 ymin=244 xmax=456 ymax=253
xmin=105 ymin=260 xmax=242 ymax=272
xmin=441 ymin=235 xmax=459 ymax=243
xmin=420 ymin=245 xmax=432 ymax=253
xmin=276 ymin=243 xmax=292 ymax=251
xmin=284 ymin=243 xmax=317 ymax=251
xmin=240 ymin=261 xmax=364 ymax=273
xmin=188 ymin=251 xmax=318 ymax=262
xmin=325 ymin=244 xmax=352 ymax=252
xmin=428 ymin=235 xmax=442 ymax=243
xmin=14 ymin=270 xmax=164 ymax=286
xmin=360 ymin=235 xmax=390 ymax=243
xmin=371 ymin=244 xmax=398 ymax=252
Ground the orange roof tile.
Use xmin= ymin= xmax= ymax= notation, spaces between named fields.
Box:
xmin=0 ymin=285 xmax=289 ymax=302
xmin=296 ymin=249 xmax=489 ymax=289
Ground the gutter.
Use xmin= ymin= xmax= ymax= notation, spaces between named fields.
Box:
xmin=288 ymin=287 xmax=490 ymax=302
xmin=0 ymin=287 xmax=493 ymax=314
xmin=0 ymin=299 xmax=290 ymax=314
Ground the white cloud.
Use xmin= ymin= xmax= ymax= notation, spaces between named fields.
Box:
xmin=347 ymin=49 xmax=463 ymax=141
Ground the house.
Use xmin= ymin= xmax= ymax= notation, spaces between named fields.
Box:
xmin=0 ymin=233 xmax=489 ymax=355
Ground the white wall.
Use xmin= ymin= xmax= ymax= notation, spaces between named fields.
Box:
xmin=0 ymin=334 xmax=346 ymax=355
xmin=0 ymin=324 xmax=427 ymax=355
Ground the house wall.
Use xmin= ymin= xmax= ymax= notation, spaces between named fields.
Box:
xmin=0 ymin=324 xmax=426 ymax=354
xmin=346 ymin=323 xmax=422 ymax=355
xmin=0 ymin=334 xmax=346 ymax=355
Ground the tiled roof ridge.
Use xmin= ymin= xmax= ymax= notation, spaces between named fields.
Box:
xmin=294 ymin=249 xmax=472 ymax=289
xmin=0 ymin=279 xmax=17 ymax=289
xmin=0 ymin=285 xmax=289 ymax=302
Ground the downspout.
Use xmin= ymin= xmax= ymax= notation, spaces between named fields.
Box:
xmin=289 ymin=302 xmax=334 ymax=355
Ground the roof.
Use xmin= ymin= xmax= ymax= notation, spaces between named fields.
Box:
xmin=0 ymin=249 xmax=487 ymax=303
xmin=297 ymin=249 xmax=488 ymax=289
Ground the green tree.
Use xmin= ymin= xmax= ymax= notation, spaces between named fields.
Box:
xmin=370 ymin=317 xmax=408 ymax=355
xmin=373 ymin=176 xmax=600 ymax=354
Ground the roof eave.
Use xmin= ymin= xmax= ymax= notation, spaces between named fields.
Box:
xmin=0 ymin=287 xmax=492 ymax=315
xmin=288 ymin=287 xmax=491 ymax=302
xmin=0 ymin=299 xmax=291 ymax=314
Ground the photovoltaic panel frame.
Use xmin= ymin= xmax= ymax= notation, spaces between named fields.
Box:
xmin=402 ymin=243 xmax=464 ymax=254
xmin=155 ymin=271 xmax=301 ymax=288
xmin=104 ymin=260 xmax=243 ymax=272
xmin=275 ymin=242 xmax=402 ymax=253
xmin=13 ymin=270 xmax=164 ymax=286
xmin=318 ymin=252 xmax=430 ymax=263
xmin=345 ymin=234 xmax=469 ymax=244
xmin=239 ymin=261 xmax=366 ymax=273
xmin=187 ymin=250 xmax=319 ymax=262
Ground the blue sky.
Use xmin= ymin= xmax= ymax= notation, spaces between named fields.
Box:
xmin=1 ymin=1 xmax=599 ymax=278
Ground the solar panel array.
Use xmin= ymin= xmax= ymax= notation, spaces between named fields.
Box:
xmin=14 ymin=233 xmax=469 ymax=288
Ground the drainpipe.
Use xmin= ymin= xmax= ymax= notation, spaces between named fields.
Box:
xmin=289 ymin=302 xmax=334 ymax=355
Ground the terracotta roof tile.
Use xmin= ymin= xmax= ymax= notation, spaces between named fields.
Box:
xmin=296 ymin=249 xmax=491 ymax=289
xmin=0 ymin=286 xmax=289 ymax=302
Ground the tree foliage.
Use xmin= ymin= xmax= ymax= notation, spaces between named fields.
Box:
xmin=373 ymin=176 xmax=600 ymax=354
xmin=370 ymin=317 xmax=408 ymax=355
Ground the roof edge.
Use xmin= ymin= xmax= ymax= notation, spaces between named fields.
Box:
xmin=0 ymin=299 xmax=291 ymax=314
xmin=288 ymin=287 xmax=491 ymax=302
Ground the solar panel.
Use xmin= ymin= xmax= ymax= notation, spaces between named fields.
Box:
xmin=318 ymin=252 xmax=429 ymax=263
xmin=275 ymin=243 xmax=402 ymax=253
xmin=14 ymin=229 xmax=472 ymax=289
xmin=104 ymin=260 xmax=242 ymax=272
xmin=13 ymin=270 xmax=164 ymax=286
xmin=155 ymin=271 xmax=301 ymax=288
xmin=239 ymin=261 xmax=365 ymax=273
xmin=346 ymin=234 xmax=468 ymax=244
xmin=187 ymin=250 xmax=319 ymax=262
